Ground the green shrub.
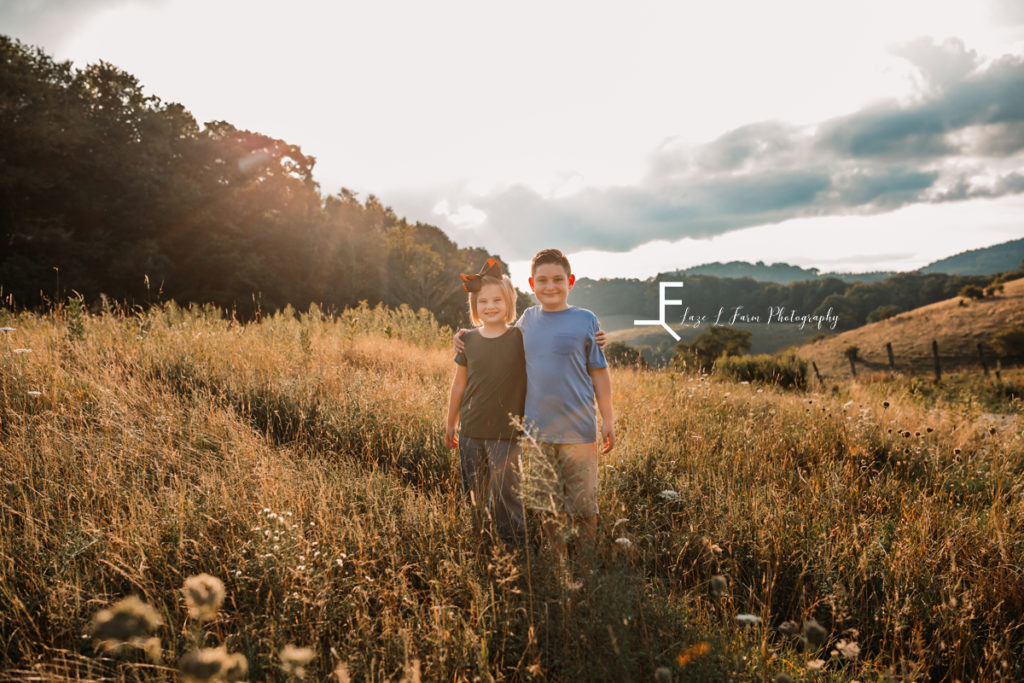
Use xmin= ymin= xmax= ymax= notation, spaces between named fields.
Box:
xmin=958 ymin=284 xmax=985 ymax=300
xmin=867 ymin=305 xmax=901 ymax=322
xmin=605 ymin=341 xmax=647 ymax=368
xmin=671 ymin=326 xmax=751 ymax=372
xmin=715 ymin=352 xmax=807 ymax=389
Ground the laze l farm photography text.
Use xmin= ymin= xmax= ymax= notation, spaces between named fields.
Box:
xmin=677 ymin=305 xmax=840 ymax=330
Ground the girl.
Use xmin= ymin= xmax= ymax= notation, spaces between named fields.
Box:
xmin=445 ymin=258 xmax=527 ymax=547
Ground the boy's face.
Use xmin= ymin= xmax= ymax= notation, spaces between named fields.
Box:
xmin=529 ymin=263 xmax=574 ymax=310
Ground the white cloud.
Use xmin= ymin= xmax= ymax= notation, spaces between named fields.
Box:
xmin=506 ymin=193 xmax=1024 ymax=286
xmin=433 ymin=200 xmax=487 ymax=231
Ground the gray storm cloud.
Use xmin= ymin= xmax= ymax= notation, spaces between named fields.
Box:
xmin=423 ymin=38 xmax=1024 ymax=261
xmin=1 ymin=0 xmax=166 ymax=48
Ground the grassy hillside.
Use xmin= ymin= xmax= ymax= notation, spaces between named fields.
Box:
xmin=1 ymin=303 xmax=1022 ymax=681
xmin=798 ymin=276 xmax=1024 ymax=381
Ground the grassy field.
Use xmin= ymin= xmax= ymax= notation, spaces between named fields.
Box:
xmin=1 ymin=302 xmax=1022 ymax=681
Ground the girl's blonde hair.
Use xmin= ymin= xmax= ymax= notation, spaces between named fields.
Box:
xmin=468 ymin=276 xmax=517 ymax=326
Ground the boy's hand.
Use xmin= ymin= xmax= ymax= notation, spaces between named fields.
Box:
xmin=453 ymin=328 xmax=468 ymax=354
xmin=600 ymin=422 xmax=615 ymax=454
xmin=445 ymin=423 xmax=458 ymax=449
xmin=595 ymin=325 xmax=607 ymax=350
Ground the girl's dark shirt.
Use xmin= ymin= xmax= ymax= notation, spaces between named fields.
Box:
xmin=454 ymin=327 xmax=527 ymax=440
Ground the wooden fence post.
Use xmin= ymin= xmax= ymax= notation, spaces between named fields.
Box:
xmin=886 ymin=342 xmax=895 ymax=373
xmin=812 ymin=361 xmax=823 ymax=386
xmin=932 ymin=340 xmax=941 ymax=382
xmin=977 ymin=342 xmax=989 ymax=377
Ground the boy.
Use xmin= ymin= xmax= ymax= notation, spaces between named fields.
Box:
xmin=520 ymin=249 xmax=614 ymax=554
xmin=456 ymin=249 xmax=614 ymax=555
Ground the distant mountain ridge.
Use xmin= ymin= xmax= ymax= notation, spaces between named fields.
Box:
xmin=920 ymin=237 xmax=1024 ymax=275
xmin=663 ymin=238 xmax=1024 ymax=284
xmin=672 ymin=261 xmax=822 ymax=284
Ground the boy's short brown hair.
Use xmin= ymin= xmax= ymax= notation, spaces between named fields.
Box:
xmin=467 ymin=275 xmax=518 ymax=326
xmin=531 ymin=248 xmax=571 ymax=276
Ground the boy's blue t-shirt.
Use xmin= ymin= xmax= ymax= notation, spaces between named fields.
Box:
xmin=516 ymin=305 xmax=607 ymax=444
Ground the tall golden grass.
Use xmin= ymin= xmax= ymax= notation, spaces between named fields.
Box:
xmin=0 ymin=301 xmax=1021 ymax=681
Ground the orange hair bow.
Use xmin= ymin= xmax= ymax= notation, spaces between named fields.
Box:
xmin=460 ymin=258 xmax=503 ymax=292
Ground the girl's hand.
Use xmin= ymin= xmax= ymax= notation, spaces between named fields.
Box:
xmin=445 ymin=423 xmax=458 ymax=449
xmin=595 ymin=325 xmax=607 ymax=349
xmin=453 ymin=328 xmax=469 ymax=354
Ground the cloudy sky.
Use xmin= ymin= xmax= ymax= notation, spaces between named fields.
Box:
xmin=4 ymin=0 xmax=1024 ymax=286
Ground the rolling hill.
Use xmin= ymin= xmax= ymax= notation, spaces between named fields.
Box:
xmin=796 ymin=276 xmax=1024 ymax=382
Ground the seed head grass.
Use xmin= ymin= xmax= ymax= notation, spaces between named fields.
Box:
xmin=178 ymin=646 xmax=247 ymax=683
xmin=182 ymin=574 xmax=226 ymax=622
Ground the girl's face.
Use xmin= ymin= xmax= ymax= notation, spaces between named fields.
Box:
xmin=476 ymin=283 xmax=508 ymax=325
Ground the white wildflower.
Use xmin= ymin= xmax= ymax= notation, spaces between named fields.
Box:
xmin=89 ymin=595 xmax=162 ymax=646
xmin=279 ymin=644 xmax=315 ymax=679
xmin=735 ymin=614 xmax=762 ymax=625
xmin=181 ymin=574 xmax=225 ymax=622
xmin=834 ymin=639 xmax=860 ymax=659
xmin=658 ymin=490 xmax=680 ymax=501
xmin=614 ymin=537 xmax=632 ymax=548
xmin=179 ymin=646 xmax=247 ymax=683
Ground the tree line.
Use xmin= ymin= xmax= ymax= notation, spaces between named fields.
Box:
xmin=0 ymin=36 xmax=510 ymax=328
xmin=572 ymin=268 xmax=1010 ymax=332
